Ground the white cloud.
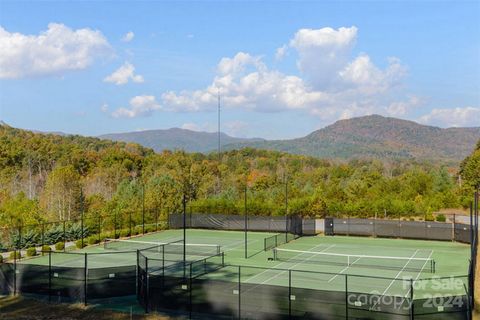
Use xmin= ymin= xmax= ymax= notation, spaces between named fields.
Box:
xmin=104 ymin=62 xmax=144 ymax=85
xmin=418 ymin=107 xmax=480 ymax=127
xmin=0 ymin=23 xmax=111 ymax=79
xmin=339 ymin=55 xmax=406 ymax=94
xmin=156 ymin=26 xmax=408 ymax=125
xmin=122 ymin=31 xmax=134 ymax=42
xmin=181 ymin=123 xmax=203 ymax=131
xmin=110 ymin=26 xmax=409 ymax=124
xmin=161 ymin=52 xmax=328 ymax=113
xmin=100 ymin=103 xmax=109 ymax=113
xmin=224 ymin=120 xmax=249 ymax=137
xmin=385 ymin=96 xmax=421 ymax=117
xmin=289 ymin=26 xmax=358 ymax=89
xmin=112 ymin=95 xmax=161 ymax=118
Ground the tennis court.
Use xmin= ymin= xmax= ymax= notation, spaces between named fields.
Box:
xmin=20 ymin=228 xmax=469 ymax=294
xmin=9 ymin=228 xmax=470 ymax=319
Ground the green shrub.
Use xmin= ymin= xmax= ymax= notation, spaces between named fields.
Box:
xmin=55 ymin=242 xmax=65 ymax=251
xmin=0 ymin=255 xmax=3 ymax=263
xmin=133 ymin=226 xmax=142 ymax=235
xmin=425 ymin=212 xmax=434 ymax=221
xmin=75 ymin=239 xmax=86 ymax=249
xmin=99 ymin=232 xmax=110 ymax=240
xmin=145 ymin=225 xmax=156 ymax=233
xmin=119 ymin=229 xmax=130 ymax=238
xmin=88 ymin=236 xmax=99 ymax=245
xmin=436 ymin=214 xmax=446 ymax=222
xmin=42 ymin=245 xmax=51 ymax=252
xmin=26 ymin=247 xmax=37 ymax=257
xmin=9 ymin=251 xmax=21 ymax=260
xmin=44 ymin=225 xmax=64 ymax=245
xmin=66 ymin=222 xmax=89 ymax=241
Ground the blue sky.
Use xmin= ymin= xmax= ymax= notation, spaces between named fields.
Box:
xmin=0 ymin=1 xmax=479 ymax=139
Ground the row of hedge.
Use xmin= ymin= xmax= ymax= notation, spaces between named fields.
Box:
xmin=0 ymin=224 xmax=166 ymax=263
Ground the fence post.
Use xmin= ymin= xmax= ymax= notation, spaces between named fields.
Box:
xmin=142 ymin=182 xmax=145 ymax=235
xmin=347 ymin=214 xmax=350 ymax=236
xmin=145 ymin=257 xmax=149 ymax=313
xmin=409 ymin=279 xmax=414 ymax=320
xmin=238 ymin=266 xmax=241 ymax=320
xmin=41 ymin=223 xmax=45 ymax=253
xmin=81 ymin=214 xmax=84 ymax=249
xmin=84 ymin=253 xmax=88 ymax=306
xmin=288 ymin=269 xmax=292 ymax=319
xmin=80 ymin=189 xmax=84 ymax=248
xmin=189 ymin=264 xmax=192 ymax=319
xmin=136 ymin=250 xmax=139 ymax=299
xmin=452 ymin=214 xmax=456 ymax=241
xmin=129 ymin=211 xmax=132 ymax=237
xmin=345 ymin=274 xmax=348 ymax=319
xmin=18 ymin=226 xmax=22 ymax=250
xmin=48 ymin=251 xmax=52 ymax=302
xmin=98 ymin=216 xmax=101 ymax=243
xmin=13 ymin=249 xmax=17 ymax=295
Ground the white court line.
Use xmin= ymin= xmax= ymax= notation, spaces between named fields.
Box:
xmin=243 ymin=243 xmax=335 ymax=284
xmin=257 ymin=244 xmax=337 ymax=285
xmin=225 ymin=239 xmax=261 ymax=251
xmin=404 ymin=250 xmax=434 ymax=298
xmin=368 ymin=249 xmax=420 ymax=310
xmin=379 ymin=249 xmax=419 ymax=297
xmin=328 ymin=256 xmax=362 ymax=283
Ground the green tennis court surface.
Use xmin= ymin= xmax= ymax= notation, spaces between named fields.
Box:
xmin=20 ymin=229 xmax=470 ymax=299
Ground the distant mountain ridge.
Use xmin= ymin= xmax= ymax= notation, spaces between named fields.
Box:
xmin=99 ymin=115 xmax=479 ymax=162
xmin=99 ymin=128 xmax=265 ymax=153
xmin=224 ymin=115 xmax=480 ymax=161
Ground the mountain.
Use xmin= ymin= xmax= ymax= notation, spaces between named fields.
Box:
xmin=99 ymin=128 xmax=264 ymax=153
xmin=223 ymin=115 xmax=480 ymax=162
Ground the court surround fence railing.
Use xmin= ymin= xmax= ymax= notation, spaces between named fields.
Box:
xmin=0 ymin=250 xmax=138 ymax=304
xmin=137 ymin=255 xmax=470 ymax=320
xmin=0 ymin=208 xmax=167 ymax=253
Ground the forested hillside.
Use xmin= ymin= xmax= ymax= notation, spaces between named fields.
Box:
xmin=225 ymin=115 xmax=480 ymax=162
xmin=100 ymin=128 xmax=264 ymax=153
xmin=0 ymin=123 xmax=476 ymax=230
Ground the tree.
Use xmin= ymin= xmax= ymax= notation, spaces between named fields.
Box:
xmin=41 ymin=165 xmax=82 ymax=220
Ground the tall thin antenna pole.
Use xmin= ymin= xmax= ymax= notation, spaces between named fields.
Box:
xmin=217 ymin=90 xmax=221 ymax=161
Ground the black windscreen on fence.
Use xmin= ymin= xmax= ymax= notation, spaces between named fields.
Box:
xmin=328 ymin=218 xmax=472 ymax=243
xmin=87 ymin=265 xmax=136 ymax=300
xmin=0 ymin=251 xmax=141 ymax=304
xmin=454 ymin=223 xmax=471 ymax=243
xmin=0 ymin=263 xmax=14 ymax=295
xmin=16 ymin=263 xmax=50 ymax=298
xmin=135 ymin=254 xmax=470 ymax=320
xmin=190 ymin=267 xmax=240 ymax=319
xmin=169 ymin=212 xmax=305 ymax=236
xmin=290 ymin=270 xmax=346 ymax=319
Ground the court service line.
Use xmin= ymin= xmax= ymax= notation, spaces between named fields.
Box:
xmin=258 ymin=244 xmax=337 ymax=285
xmin=243 ymin=243 xmax=335 ymax=284
xmin=327 ymin=256 xmax=363 ymax=283
xmin=404 ymin=250 xmax=434 ymax=298
xmin=379 ymin=249 xmax=419 ymax=297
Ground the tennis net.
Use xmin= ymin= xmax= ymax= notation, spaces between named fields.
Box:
xmin=104 ymin=238 xmax=221 ymax=256
xmin=272 ymin=248 xmax=435 ymax=273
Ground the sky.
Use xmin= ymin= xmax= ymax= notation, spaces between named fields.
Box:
xmin=0 ymin=1 xmax=479 ymax=140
